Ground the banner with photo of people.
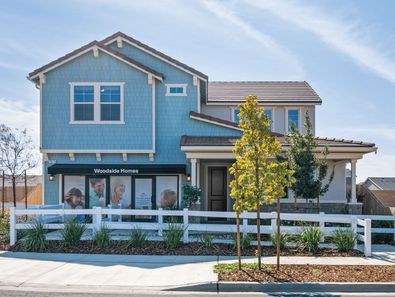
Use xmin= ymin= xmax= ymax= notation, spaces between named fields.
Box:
xmin=156 ymin=176 xmax=178 ymax=209
xmin=110 ymin=176 xmax=132 ymax=209
xmin=63 ymin=176 xmax=85 ymax=209
xmin=88 ymin=177 xmax=106 ymax=208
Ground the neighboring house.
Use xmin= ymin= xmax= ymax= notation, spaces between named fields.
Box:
xmin=0 ymin=175 xmax=42 ymax=206
xmin=361 ymin=177 xmax=395 ymax=215
xmin=27 ymin=32 xmax=376 ymax=214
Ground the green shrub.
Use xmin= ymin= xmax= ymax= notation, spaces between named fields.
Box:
xmin=163 ymin=221 xmax=184 ymax=249
xmin=21 ymin=221 xmax=47 ymax=251
xmin=297 ymin=226 xmax=323 ymax=254
xmin=332 ymin=228 xmax=357 ymax=252
xmin=92 ymin=225 xmax=111 ymax=248
xmin=270 ymin=232 xmax=288 ymax=250
xmin=60 ymin=220 xmax=86 ymax=247
xmin=233 ymin=233 xmax=253 ymax=250
xmin=200 ymin=233 xmax=213 ymax=249
xmin=127 ymin=228 xmax=147 ymax=248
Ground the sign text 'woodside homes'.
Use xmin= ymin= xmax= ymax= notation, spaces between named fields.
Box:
xmin=93 ymin=168 xmax=139 ymax=174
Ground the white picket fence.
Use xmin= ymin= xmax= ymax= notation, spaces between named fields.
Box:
xmin=9 ymin=207 xmax=395 ymax=257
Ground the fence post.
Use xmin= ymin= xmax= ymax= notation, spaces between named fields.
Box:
xmin=94 ymin=207 xmax=102 ymax=232
xmin=319 ymin=212 xmax=325 ymax=242
xmin=270 ymin=212 xmax=276 ymax=236
xmin=242 ymin=210 xmax=248 ymax=238
xmin=364 ymin=218 xmax=372 ymax=257
xmin=9 ymin=207 xmax=16 ymax=246
xmin=183 ymin=208 xmax=189 ymax=243
xmin=351 ymin=216 xmax=358 ymax=249
xmin=158 ymin=208 xmax=163 ymax=237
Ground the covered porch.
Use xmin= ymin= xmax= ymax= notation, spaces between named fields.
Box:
xmin=181 ymin=135 xmax=377 ymax=214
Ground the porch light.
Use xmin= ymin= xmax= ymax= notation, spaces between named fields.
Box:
xmin=49 ymin=174 xmax=55 ymax=182
xmin=186 ymin=174 xmax=191 ymax=182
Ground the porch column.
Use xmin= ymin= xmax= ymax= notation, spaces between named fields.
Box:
xmin=350 ymin=159 xmax=357 ymax=203
xmin=196 ymin=160 xmax=200 ymax=188
xmin=191 ymin=158 xmax=197 ymax=187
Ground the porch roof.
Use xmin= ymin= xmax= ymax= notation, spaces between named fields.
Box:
xmin=180 ymin=135 xmax=376 ymax=148
xmin=180 ymin=135 xmax=377 ymax=160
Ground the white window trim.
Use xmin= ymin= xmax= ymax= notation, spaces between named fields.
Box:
xmin=231 ymin=107 xmax=275 ymax=131
xmin=165 ymin=83 xmax=187 ymax=96
xmin=70 ymin=82 xmax=125 ymax=124
xmin=285 ymin=107 xmax=301 ymax=133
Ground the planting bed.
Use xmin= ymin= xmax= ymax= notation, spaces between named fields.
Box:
xmin=216 ymin=263 xmax=395 ymax=282
xmin=10 ymin=240 xmax=362 ymax=256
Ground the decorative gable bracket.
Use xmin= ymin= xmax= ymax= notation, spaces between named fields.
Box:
xmin=148 ymin=74 xmax=153 ymax=85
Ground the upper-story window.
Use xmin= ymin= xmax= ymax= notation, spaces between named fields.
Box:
xmin=166 ymin=84 xmax=187 ymax=96
xmin=287 ymin=109 xmax=299 ymax=132
xmin=70 ymin=83 xmax=124 ymax=124
xmin=233 ymin=108 xmax=273 ymax=130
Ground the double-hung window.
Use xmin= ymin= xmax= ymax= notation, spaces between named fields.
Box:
xmin=71 ymin=83 xmax=124 ymax=124
xmin=100 ymin=86 xmax=121 ymax=121
xmin=74 ymin=86 xmax=94 ymax=121
xmin=287 ymin=109 xmax=299 ymax=132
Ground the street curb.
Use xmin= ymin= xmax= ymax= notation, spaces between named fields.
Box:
xmin=218 ymin=281 xmax=395 ymax=293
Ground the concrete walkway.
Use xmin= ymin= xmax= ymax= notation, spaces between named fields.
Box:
xmin=0 ymin=251 xmax=394 ymax=293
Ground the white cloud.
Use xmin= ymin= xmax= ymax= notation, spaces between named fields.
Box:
xmin=246 ymin=0 xmax=395 ymax=84
xmin=344 ymin=126 xmax=395 ymax=142
xmin=201 ymin=0 xmax=304 ymax=76
xmin=0 ymin=97 xmax=39 ymax=147
xmin=357 ymin=153 xmax=395 ymax=183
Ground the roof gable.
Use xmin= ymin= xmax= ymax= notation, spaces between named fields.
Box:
xmin=101 ymin=32 xmax=208 ymax=80
xmin=28 ymin=40 xmax=164 ymax=83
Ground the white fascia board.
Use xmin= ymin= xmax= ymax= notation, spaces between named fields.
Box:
xmin=41 ymin=149 xmax=155 ymax=154
xmin=204 ymin=102 xmax=320 ymax=106
xmin=29 ymin=46 xmax=163 ymax=82
xmin=104 ymin=37 xmax=207 ymax=81
xmin=189 ymin=115 xmax=241 ymax=131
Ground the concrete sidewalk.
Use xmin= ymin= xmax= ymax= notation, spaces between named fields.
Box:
xmin=0 ymin=251 xmax=394 ymax=293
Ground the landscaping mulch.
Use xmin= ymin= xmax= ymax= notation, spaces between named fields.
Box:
xmin=218 ymin=264 xmax=395 ymax=282
xmin=9 ymin=240 xmax=362 ymax=257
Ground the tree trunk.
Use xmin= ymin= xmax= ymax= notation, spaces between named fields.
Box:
xmin=276 ymin=196 xmax=281 ymax=270
xmin=256 ymin=207 xmax=262 ymax=269
xmin=236 ymin=213 xmax=241 ymax=270
xmin=12 ymin=176 xmax=16 ymax=207
xmin=1 ymin=171 xmax=4 ymax=218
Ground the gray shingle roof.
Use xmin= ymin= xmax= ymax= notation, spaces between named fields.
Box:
xmin=368 ymin=177 xmax=395 ymax=190
xmin=207 ymin=81 xmax=322 ymax=104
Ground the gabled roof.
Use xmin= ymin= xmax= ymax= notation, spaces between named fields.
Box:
xmin=101 ymin=32 xmax=208 ymax=80
xmin=366 ymin=177 xmax=395 ymax=190
xmin=28 ymin=40 xmax=164 ymax=83
xmin=207 ymin=81 xmax=322 ymax=104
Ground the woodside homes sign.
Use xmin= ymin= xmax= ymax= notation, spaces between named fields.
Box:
xmin=48 ymin=164 xmax=187 ymax=175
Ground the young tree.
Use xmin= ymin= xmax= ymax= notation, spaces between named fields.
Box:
xmin=230 ymin=96 xmax=294 ymax=269
xmin=229 ymin=164 xmax=242 ymax=270
xmin=0 ymin=125 xmax=38 ymax=207
xmin=286 ymin=112 xmax=334 ymax=210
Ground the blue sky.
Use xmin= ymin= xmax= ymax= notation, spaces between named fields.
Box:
xmin=0 ymin=0 xmax=394 ymax=181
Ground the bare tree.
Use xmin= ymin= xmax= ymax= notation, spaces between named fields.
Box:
xmin=0 ymin=124 xmax=38 ymax=207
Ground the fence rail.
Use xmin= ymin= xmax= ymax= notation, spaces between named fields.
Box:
xmin=9 ymin=207 xmax=394 ymax=257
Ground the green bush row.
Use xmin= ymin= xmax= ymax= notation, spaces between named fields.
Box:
xmin=20 ymin=221 xmax=358 ymax=254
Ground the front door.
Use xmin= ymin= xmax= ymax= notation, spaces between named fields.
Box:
xmin=208 ymin=167 xmax=227 ymax=212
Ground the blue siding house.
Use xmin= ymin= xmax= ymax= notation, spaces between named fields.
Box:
xmin=28 ymin=32 xmax=376 ymax=214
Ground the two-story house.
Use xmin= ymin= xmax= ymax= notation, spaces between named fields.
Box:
xmin=28 ymin=32 xmax=376 ymax=214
